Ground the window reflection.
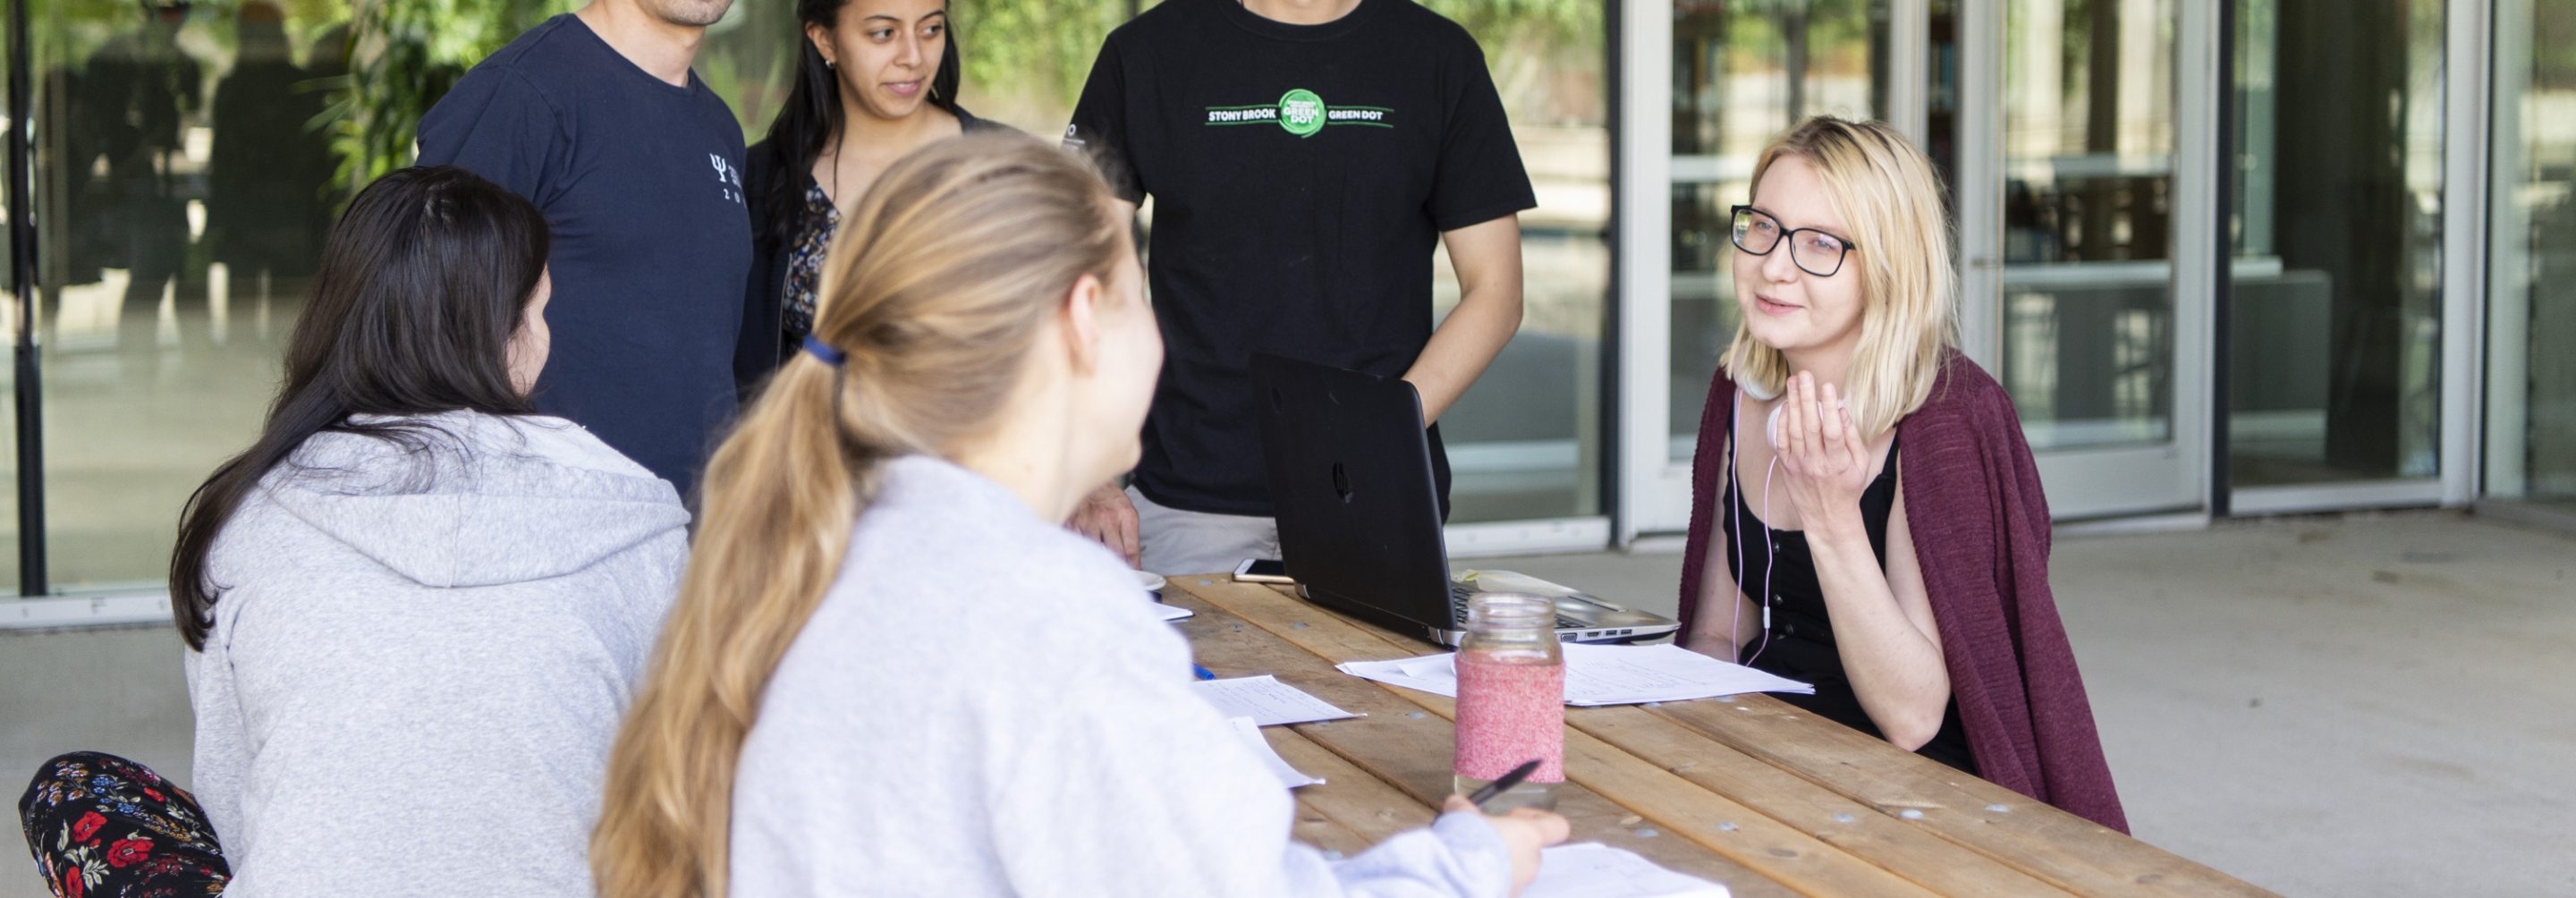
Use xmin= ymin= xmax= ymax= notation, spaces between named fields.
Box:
xmin=1669 ymin=0 xmax=1888 ymax=461
xmin=32 ymin=1 xmax=343 ymax=592
xmin=1996 ymin=0 xmax=2175 ymax=452
xmin=2486 ymin=0 xmax=2576 ymax=512
xmin=1427 ymin=3 xmax=1610 ymax=522
xmin=2228 ymin=0 xmax=2445 ymax=486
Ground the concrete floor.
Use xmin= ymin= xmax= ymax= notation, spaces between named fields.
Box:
xmin=3 ymin=510 xmax=2572 ymax=896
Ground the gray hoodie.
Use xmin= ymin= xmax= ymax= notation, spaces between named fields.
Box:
xmin=184 ymin=411 xmax=688 ymax=897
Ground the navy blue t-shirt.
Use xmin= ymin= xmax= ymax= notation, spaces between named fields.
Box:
xmin=417 ymin=15 xmax=751 ymax=499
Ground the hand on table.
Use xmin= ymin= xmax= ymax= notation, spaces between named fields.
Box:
xmin=1443 ymin=794 xmax=1571 ymax=895
xmin=1772 ymin=371 xmax=1873 ymax=535
xmin=1067 ymin=481 xmax=1140 ymax=569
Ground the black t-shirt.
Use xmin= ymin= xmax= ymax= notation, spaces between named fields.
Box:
xmin=417 ymin=15 xmax=752 ymax=500
xmin=1068 ymin=0 xmax=1535 ymax=517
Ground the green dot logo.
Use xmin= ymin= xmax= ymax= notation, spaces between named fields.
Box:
xmin=1277 ymin=89 xmax=1325 ymax=138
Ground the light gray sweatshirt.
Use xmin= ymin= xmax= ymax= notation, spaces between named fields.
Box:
xmin=729 ymin=455 xmax=1513 ymax=898
xmin=185 ymin=411 xmax=689 ymax=897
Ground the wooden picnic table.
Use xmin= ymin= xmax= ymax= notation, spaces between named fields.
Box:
xmin=1162 ymin=574 xmax=2278 ymax=898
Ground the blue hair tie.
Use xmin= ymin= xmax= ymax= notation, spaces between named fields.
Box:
xmin=802 ymin=334 xmax=847 ymax=368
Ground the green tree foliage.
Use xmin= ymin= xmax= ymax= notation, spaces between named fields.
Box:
xmin=952 ymin=0 xmax=1129 ymax=116
xmin=2540 ymin=0 xmax=2576 ymax=89
xmin=321 ymin=0 xmax=576 ymax=193
xmin=321 ymin=0 xmax=1606 ymax=190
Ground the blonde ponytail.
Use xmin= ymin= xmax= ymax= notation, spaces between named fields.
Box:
xmin=591 ymin=132 xmax=1129 ymax=898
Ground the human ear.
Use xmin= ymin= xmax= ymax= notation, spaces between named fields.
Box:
xmin=1062 ymin=273 xmax=1107 ymax=377
xmin=805 ymin=21 xmax=837 ymax=67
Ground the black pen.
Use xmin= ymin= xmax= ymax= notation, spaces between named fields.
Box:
xmin=1465 ymin=759 xmax=1542 ymax=810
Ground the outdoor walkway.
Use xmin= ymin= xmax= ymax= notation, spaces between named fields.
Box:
xmin=3 ymin=510 xmax=2570 ymax=897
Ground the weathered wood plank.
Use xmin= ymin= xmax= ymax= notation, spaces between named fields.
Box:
xmin=1170 ymin=578 xmax=1950 ymax=898
xmin=1271 ymin=727 xmax=1434 ymax=847
xmin=1174 ymin=576 xmax=2276 ymax=898
xmin=1163 ymin=587 xmax=1802 ymax=898
xmin=1289 ymin=791 xmax=1377 ymax=856
xmin=1569 ymin=703 xmax=2075 ymax=897
xmin=1652 ymin=696 xmax=2281 ymax=898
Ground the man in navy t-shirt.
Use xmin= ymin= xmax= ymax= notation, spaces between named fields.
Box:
xmin=418 ymin=0 xmax=750 ymax=500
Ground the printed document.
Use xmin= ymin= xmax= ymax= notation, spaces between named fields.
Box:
xmin=1192 ymin=674 xmax=1360 ymax=726
xmin=1226 ymin=716 xmax=1324 ymax=789
xmin=1523 ymin=843 xmax=1730 ymax=898
xmin=1335 ymin=643 xmax=1810 ymax=706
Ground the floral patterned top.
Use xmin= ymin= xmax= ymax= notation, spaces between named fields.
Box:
xmin=782 ymin=182 xmax=840 ymax=339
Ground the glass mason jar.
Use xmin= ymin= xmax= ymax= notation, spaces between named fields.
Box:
xmin=1451 ymin=591 xmax=1563 ymax=812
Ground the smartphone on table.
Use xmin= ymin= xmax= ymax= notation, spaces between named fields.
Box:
xmin=1233 ymin=558 xmax=1292 ymax=584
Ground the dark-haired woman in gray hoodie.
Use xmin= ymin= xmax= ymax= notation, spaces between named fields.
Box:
xmin=18 ymin=165 xmax=686 ymax=898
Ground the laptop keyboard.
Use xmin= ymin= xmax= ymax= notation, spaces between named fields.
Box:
xmin=1450 ymin=583 xmax=1588 ymax=631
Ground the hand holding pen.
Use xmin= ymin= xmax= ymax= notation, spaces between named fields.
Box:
xmin=1441 ymin=759 xmax=1569 ymax=894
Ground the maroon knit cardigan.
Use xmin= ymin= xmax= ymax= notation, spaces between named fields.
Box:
xmin=1675 ymin=351 xmax=2130 ymax=833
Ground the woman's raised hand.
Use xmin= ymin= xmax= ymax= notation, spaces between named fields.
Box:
xmin=1773 ymin=372 xmax=1872 ymax=532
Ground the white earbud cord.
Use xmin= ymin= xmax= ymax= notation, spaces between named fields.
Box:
xmin=1750 ymin=455 xmax=1777 ymax=667
xmin=1728 ymin=397 xmax=1745 ymax=663
xmin=1727 ymin=389 xmax=1780 ymax=669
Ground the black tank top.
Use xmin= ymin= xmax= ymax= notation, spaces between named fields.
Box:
xmin=1720 ymin=431 xmax=1979 ymax=775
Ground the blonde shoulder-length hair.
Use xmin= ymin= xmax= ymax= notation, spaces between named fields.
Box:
xmin=1721 ymin=116 xmax=1956 ymax=438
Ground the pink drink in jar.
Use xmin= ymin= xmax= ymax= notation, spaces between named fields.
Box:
xmin=1452 ymin=591 xmax=1563 ymax=811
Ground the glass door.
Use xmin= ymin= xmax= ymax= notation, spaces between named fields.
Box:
xmin=1615 ymin=0 xmax=1889 ymax=537
xmin=2224 ymin=0 xmax=2448 ymax=513
xmin=2487 ymin=0 xmax=2576 ymax=520
xmin=1426 ymin=1 xmax=1612 ymax=549
xmin=1955 ymin=0 xmax=2211 ymax=519
xmin=1669 ymin=0 xmax=1891 ymax=465
xmin=30 ymin=0 xmax=348 ymax=596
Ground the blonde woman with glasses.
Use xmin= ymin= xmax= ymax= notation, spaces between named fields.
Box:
xmin=589 ymin=132 xmax=1567 ymax=898
xmin=1674 ymin=117 xmax=2128 ymax=832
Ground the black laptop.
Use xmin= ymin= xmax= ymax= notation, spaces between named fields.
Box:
xmin=1249 ymin=352 xmax=1681 ymax=646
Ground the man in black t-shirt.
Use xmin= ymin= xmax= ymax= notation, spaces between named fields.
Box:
xmin=418 ymin=0 xmax=750 ymax=501
xmin=1063 ymin=0 xmax=1536 ymax=576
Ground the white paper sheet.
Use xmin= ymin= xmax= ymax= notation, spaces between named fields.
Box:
xmin=1557 ymin=643 xmax=1812 ymax=705
xmin=1335 ymin=644 xmax=1811 ymax=706
xmin=1191 ymin=675 xmax=1359 ymax=726
xmin=1523 ymin=843 xmax=1730 ymax=898
xmin=1154 ymin=603 xmax=1196 ymax=622
xmin=1333 ymin=655 xmax=1459 ymax=696
xmin=1227 ymin=716 xmax=1324 ymax=789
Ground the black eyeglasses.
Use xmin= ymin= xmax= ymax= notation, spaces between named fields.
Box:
xmin=1729 ymin=206 xmax=1858 ymax=277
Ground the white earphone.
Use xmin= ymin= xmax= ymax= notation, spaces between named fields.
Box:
xmin=1737 ymin=374 xmax=1843 ymax=453
xmin=1729 ymin=374 xmax=1779 ymax=665
xmin=1725 ymin=372 xmax=1847 ymax=666
xmin=1736 ymin=374 xmax=1780 ymax=402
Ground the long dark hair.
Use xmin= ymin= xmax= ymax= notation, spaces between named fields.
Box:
xmin=168 ymin=165 xmax=552 ymax=649
xmin=753 ymin=0 xmax=962 ymax=249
